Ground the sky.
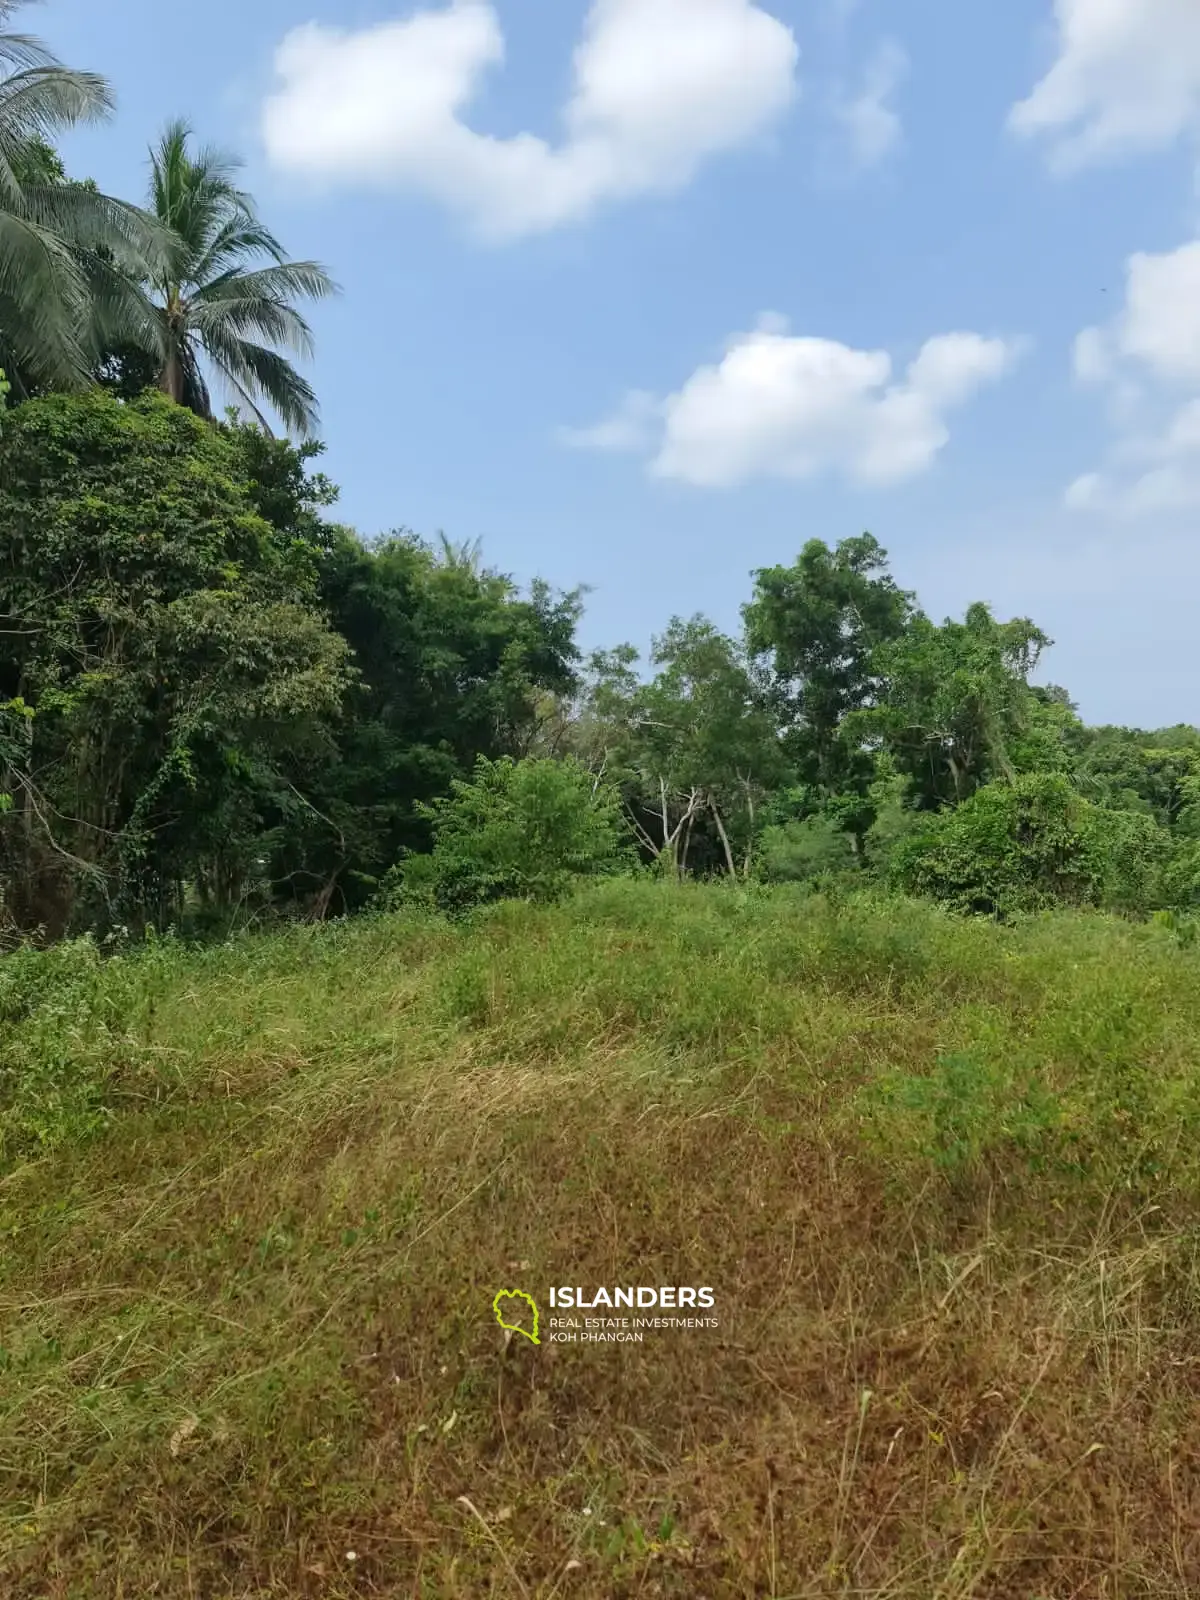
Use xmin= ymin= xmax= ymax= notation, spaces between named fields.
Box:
xmin=34 ymin=0 xmax=1200 ymax=726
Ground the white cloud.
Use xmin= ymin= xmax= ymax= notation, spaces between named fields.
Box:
xmin=557 ymin=390 xmax=662 ymax=453
xmin=1066 ymin=394 xmax=1200 ymax=512
xmin=564 ymin=316 xmax=1021 ymax=489
xmin=1068 ymin=239 xmax=1200 ymax=512
xmin=1010 ymin=0 xmax=1200 ymax=170
xmin=261 ymin=0 xmax=800 ymax=240
xmin=1112 ymin=241 xmax=1200 ymax=383
xmin=832 ymin=40 xmax=907 ymax=168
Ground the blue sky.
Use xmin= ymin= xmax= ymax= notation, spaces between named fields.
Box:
xmin=38 ymin=0 xmax=1200 ymax=725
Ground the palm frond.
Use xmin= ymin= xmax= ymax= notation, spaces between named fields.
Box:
xmin=149 ymin=117 xmax=259 ymax=267
xmin=129 ymin=119 xmax=340 ymax=435
xmin=150 ymin=120 xmax=229 ymax=260
xmin=188 ymin=293 xmax=316 ymax=359
xmin=18 ymin=181 xmax=174 ymax=275
xmin=189 ymin=215 xmax=290 ymax=285
xmin=0 ymin=62 xmax=112 ymax=135
xmin=206 ymin=350 xmax=275 ymax=435
xmin=0 ymin=30 xmax=63 ymax=74
xmin=201 ymin=322 xmax=320 ymax=438
xmin=195 ymin=259 xmax=338 ymax=306
xmin=178 ymin=338 xmax=213 ymax=420
xmin=76 ymin=252 xmax=165 ymax=365
xmin=0 ymin=64 xmax=113 ymax=205
xmin=0 ymin=205 xmax=90 ymax=384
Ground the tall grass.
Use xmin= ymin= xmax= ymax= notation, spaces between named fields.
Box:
xmin=2 ymin=880 xmax=1199 ymax=1596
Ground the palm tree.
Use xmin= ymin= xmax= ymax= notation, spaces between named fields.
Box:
xmin=140 ymin=120 xmax=338 ymax=437
xmin=0 ymin=1 xmax=167 ymax=392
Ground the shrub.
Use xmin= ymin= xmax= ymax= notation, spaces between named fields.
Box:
xmin=890 ymin=772 xmax=1169 ymax=917
xmin=756 ymin=814 xmax=859 ymax=885
xmin=1161 ymin=840 xmax=1200 ymax=911
xmin=385 ymin=756 xmax=636 ymax=914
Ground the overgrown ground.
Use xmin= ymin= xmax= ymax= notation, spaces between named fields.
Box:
xmin=2 ymin=881 xmax=1200 ymax=1598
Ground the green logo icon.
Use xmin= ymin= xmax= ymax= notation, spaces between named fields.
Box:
xmin=493 ymin=1289 xmax=540 ymax=1345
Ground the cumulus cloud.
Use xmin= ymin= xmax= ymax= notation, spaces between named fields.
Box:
xmin=1065 ymin=400 xmax=1200 ymax=513
xmin=563 ymin=316 xmax=1021 ymax=489
xmin=1068 ymin=239 xmax=1200 ymax=512
xmin=1104 ymin=241 xmax=1200 ymax=384
xmin=1010 ymin=0 xmax=1200 ymax=170
xmin=832 ymin=40 xmax=907 ymax=169
xmin=261 ymin=0 xmax=800 ymax=240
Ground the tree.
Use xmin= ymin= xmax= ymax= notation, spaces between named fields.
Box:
xmin=263 ymin=529 xmax=585 ymax=916
xmin=0 ymin=355 xmax=17 ymax=866
xmin=0 ymin=6 xmax=167 ymax=394
xmin=123 ymin=120 xmax=338 ymax=436
xmin=744 ymin=535 xmax=914 ymax=796
xmin=890 ymin=772 xmax=1170 ymax=918
xmin=0 ymin=389 xmax=351 ymax=937
xmin=853 ymin=603 xmax=1051 ymax=809
xmin=580 ymin=620 xmax=788 ymax=879
xmin=1070 ymin=725 xmax=1200 ymax=832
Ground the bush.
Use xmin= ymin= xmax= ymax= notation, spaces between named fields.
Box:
xmin=384 ymin=756 xmax=636 ymax=914
xmin=756 ymin=815 xmax=859 ymax=885
xmin=890 ymin=772 xmax=1170 ymax=917
xmin=1161 ymin=840 xmax=1200 ymax=910
xmin=0 ymin=934 xmax=142 ymax=1159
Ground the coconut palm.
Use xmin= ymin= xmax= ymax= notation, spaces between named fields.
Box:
xmin=0 ymin=1 xmax=167 ymax=392
xmin=137 ymin=120 xmax=337 ymax=438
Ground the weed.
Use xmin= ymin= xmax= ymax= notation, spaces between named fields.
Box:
xmin=1 ymin=880 xmax=1199 ymax=1595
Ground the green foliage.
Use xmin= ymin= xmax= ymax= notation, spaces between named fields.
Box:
xmin=852 ymin=602 xmax=1051 ymax=808
xmin=387 ymin=756 xmax=635 ymax=913
xmin=1072 ymin=725 xmax=1200 ymax=828
xmin=1008 ymin=685 xmax=1084 ymax=776
xmin=3 ymin=16 xmax=1197 ymax=946
xmin=579 ymin=618 xmax=786 ymax=878
xmin=1160 ymin=841 xmax=1200 ymax=911
xmin=277 ymin=530 xmax=584 ymax=915
xmin=756 ymin=813 xmax=859 ymax=885
xmin=0 ymin=930 xmax=164 ymax=1160
xmin=863 ymin=1051 xmax=1063 ymax=1178
xmin=891 ymin=771 xmax=1170 ymax=917
xmin=123 ymin=120 xmax=339 ymax=437
xmin=744 ymin=534 xmax=913 ymax=796
xmin=0 ymin=389 xmax=350 ymax=936
xmin=0 ymin=11 xmax=168 ymax=396
xmin=1152 ymin=906 xmax=1199 ymax=948
xmin=861 ymin=756 xmax=925 ymax=874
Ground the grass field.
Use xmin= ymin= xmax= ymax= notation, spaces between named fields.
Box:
xmin=2 ymin=880 xmax=1200 ymax=1597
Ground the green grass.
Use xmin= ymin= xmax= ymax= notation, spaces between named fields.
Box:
xmin=2 ymin=879 xmax=1200 ymax=1596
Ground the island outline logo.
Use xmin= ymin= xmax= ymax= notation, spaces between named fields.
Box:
xmin=492 ymin=1288 xmax=540 ymax=1345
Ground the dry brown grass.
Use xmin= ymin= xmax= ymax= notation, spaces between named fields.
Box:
xmin=2 ymin=881 xmax=1199 ymax=1596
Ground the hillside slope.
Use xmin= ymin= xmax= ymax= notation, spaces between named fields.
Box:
xmin=2 ymin=882 xmax=1199 ymax=1597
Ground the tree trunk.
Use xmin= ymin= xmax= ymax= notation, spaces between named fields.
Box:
xmin=740 ymin=777 xmax=756 ymax=880
xmin=158 ymin=344 xmax=185 ymax=405
xmin=710 ymin=798 xmax=737 ymax=880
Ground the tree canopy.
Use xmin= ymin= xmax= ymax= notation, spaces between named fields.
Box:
xmin=0 ymin=15 xmax=1195 ymax=941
